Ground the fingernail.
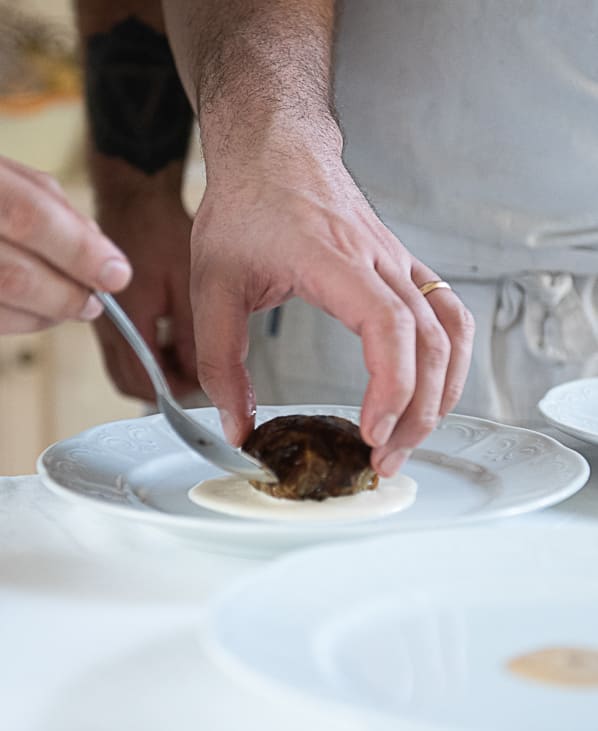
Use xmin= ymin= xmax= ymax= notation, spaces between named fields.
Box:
xmin=378 ymin=448 xmax=412 ymax=477
xmin=99 ymin=258 xmax=132 ymax=291
xmin=79 ymin=294 xmax=103 ymax=321
xmin=220 ymin=409 xmax=240 ymax=445
xmin=371 ymin=413 xmax=398 ymax=447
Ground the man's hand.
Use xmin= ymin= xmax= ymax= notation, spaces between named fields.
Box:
xmin=191 ymin=146 xmax=475 ymax=477
xmin=95 ymin=197 xmax=197 ymax=399
xmin=163 ymin=0 xmax=475 ymax=475
xmin=0 ymin=155 xmax=131 ymax=335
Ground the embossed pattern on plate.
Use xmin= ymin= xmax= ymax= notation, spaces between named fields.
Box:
xmin=37 ymin=406 xmax=589 ymax=556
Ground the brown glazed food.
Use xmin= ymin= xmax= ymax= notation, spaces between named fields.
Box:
xmin=243 ymin=415 xmax=379 ymax=501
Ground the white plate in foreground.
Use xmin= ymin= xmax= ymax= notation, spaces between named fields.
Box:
xmin=37 ymin=406 xmax=589 ymax=557
xmin=200 ymin=527 xmax=598 ymax=731
xmin=539 ymin=378 xmax=598 ymax=444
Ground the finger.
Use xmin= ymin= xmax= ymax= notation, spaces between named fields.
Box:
xmin=0 ymin=168 xmax=131 ymax=292
xmin=0 ymin=238 xmax=104 ymax=322
xmin=160 ymin=345 xmax=201 ymax=397
xmin=0 ymin=303 xmax=53 ymax=335
xmin=371 ymin=258 xmax=451 ymax=476
xmin=191 ymin=276 xmax=255 ymax=445
xmin=171 ymin=279 xmax=198 ymax=383
xmin=97 ymin=297 xmax=199 ymax=402
xmin=157 ymin=339 xmax=200 ymax=398
xmin=411 ymin=263 xmax=475 ymax=416
xmin=152 ymin=307 xmax=199 ymax=398
xmin=295 ymin=255 xmax=416 ymax=449
xmin=94 ymin=303 xmax=160 ymax=401
xmin=104 ymin=321 xmax=198 ymax=401
xmin=0 ymin=155 xmax=68 ymax=201
xmin=98 ymin=334 xmax=156 ymax=401
xmin=155 ymin=313 xmax=199 ymax=396
xmin=115 ymin=339 xmax=157 ymax=400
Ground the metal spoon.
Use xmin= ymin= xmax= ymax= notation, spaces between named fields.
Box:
xmin=95 ymin=292 xmax=276 ymax=483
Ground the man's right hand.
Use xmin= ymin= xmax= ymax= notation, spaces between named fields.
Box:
xmin=162 ymin=0 xmax=475 ymax=476
xmin=0 ymin=156 xmax=131 ymax=335
xmin=189 ymin=146 xmax=475 ymax=477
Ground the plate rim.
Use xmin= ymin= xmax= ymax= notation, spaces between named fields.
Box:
xmin=538 ymin=378 xmax=598 ymax=443
xmin=37 ymin=407 xmax=590 ymax=536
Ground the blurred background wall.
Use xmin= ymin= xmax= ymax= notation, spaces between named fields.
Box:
xmin=0 ymin=0 xmax=204 ymax=474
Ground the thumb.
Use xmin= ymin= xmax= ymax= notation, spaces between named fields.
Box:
xmin=192 ymin=281 xmax=255 ymax=445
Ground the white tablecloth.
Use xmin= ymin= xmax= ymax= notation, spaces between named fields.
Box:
xmin=2 ymin=435 xmax=598 ymax=731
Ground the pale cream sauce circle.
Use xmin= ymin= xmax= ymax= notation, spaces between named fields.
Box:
xmin=188 ymin=474 xmax=417 ymax=522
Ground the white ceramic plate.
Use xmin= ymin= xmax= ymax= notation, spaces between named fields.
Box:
xmin=37 ymin=405 xmax=589 ymax=557
xmin=539 ymin=378 xmax=598 ymax=444
xmin=200 ymin=527 xmax=598 ymax=731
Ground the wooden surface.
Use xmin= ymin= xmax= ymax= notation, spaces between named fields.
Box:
xmin=0 ymin=325 xmax=142 ymax=475
xmin=0 ymin=332 xmax=50 ymax=475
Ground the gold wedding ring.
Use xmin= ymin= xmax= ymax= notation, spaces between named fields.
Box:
xmin=418 ymin=280 xmax=452 ymax=297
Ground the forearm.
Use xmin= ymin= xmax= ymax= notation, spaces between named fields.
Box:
xmin=75 ymin=1 xmax=193 ymax=216
xmin=162 ymin=0 xmax=342 ymax=171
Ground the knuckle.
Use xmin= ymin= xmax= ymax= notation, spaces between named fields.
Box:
xmin=391 ymin=390 xmax=416 ymax=419
xmin=418 ymin=410 xmax=440 ymax=432
xmin=0 ymin=192 xmax=36 ymax=241
xmin=384 ymin=302 xmax=415 ymax=332
xmin=420 ymin=326 xmax=450 ymax=366
xmin=427 ymin=342 xmax=450 ymax=368
xmin=0 ymin=259 xmax=34 ymax=301
xmin=452 ymin=304 xmax=476 ymax=339
xmin=383 ymin=383 xmax=416 ymax=420
xmin=443 ymin=381 xmax=465 ymax=408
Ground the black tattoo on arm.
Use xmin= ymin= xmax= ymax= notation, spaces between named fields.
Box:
xmin=84 ymin=16 xmax=193 ymax=175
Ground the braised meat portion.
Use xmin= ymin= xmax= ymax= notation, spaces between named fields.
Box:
xmin=243 ymin=415 xmax=379 ymax=501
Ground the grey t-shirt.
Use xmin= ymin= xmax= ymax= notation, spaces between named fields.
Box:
xmin=334 ymin=0 xmax=598 ymax=277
